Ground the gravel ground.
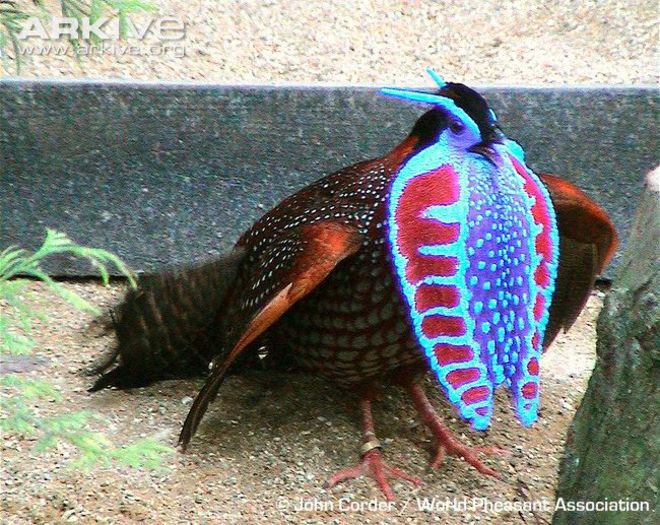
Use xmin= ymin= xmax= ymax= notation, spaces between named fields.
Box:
xmin=1 ymin=282 xmax=605 ymax=524
xmin=1 ymin=1 xmax=649 ymax=523
xmin=2 ymin=0 xmax=657 ymax=83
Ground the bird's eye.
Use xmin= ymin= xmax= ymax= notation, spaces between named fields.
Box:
xmin=449 ymin=120 xmax=465 ymax=135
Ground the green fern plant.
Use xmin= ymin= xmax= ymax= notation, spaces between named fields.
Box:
xmin=0 ymin=229 xmax=173 ymax=469
xmin=0 ymin=0 xmax=155 ymax=74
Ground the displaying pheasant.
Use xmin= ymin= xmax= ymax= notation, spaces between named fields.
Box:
xmin=90 ymin=70 xmax=618 ymax=499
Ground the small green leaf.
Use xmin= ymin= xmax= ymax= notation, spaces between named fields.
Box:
xmin=0 ymin=229 xmax=164 ymax=470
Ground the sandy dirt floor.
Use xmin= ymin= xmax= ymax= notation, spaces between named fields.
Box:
xmin=1 ymin=282 xmax=605 ymax=524
xmin=2 ymin=1 xmax=653 ymax=523
xmin=2 ymin=0 xmax=657 ymax=84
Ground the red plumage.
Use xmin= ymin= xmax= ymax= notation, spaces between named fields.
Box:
xmin=90 ymin=100 xmax=618 ymax=499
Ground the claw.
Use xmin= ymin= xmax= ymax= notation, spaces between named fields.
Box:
xmin=328 ymin=394 xmax=421 ymax=500
xmin=325 ymin=448 xmax=421 ymax=501
xmin=429 ymin=440 xmax=509 ymax=478
xmin=408 ymin=382 xmax=508 ymax=478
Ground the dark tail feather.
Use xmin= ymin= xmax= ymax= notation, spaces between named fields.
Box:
xmin=88 ymin=248 xmax=245 ymax=391
xmin=543 ymin=236 xmax=597 ymax=350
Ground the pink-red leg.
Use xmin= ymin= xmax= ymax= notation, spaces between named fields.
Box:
xmin=407 ymin=382 xmax=508 ymax=477
xmin=325 ymin=396 xmax=421 ymax=500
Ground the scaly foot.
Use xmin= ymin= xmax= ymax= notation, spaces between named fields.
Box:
xmin=427 ymin=425 xmax=508 ymax=475
xmin=325 ymin=446 xmax=421 ymax=501
xmin=326 ymin=394 xmax=421 ymax=500
xmin=407 ymin=382 xmax=509 ymax=477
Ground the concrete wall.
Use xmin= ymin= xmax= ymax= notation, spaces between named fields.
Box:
xmin=1 ymin=81 xmax=657 ymax=278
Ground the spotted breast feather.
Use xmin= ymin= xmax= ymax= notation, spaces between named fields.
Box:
xmin=90 ymin=70 xmax=618 ymax=500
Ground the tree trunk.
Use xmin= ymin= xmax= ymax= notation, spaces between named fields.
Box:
xmin=553 ymin=168 xmax=659 ymax=525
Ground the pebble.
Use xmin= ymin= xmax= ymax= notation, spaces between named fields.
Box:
xmin=2 ymin=228 xmax=611 ymax=523
xmin=9 ymin=0 xmax=644 ymax=85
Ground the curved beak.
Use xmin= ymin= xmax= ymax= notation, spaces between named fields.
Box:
xmin=468 ymin=141 xmax=503 ymax=167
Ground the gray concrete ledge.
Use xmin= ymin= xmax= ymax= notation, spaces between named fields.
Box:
xmin=1 ymin=81 xmax=658 ymax=278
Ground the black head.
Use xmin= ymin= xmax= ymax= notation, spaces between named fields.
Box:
xmin=404 ymin=82 xmax=505 ymax=163
xmin=438 ymin=82 xmax=503 ymax=144
xmin=408 ymin=108 xmax=450 ymax=148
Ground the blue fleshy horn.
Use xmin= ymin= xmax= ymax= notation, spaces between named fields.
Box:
xmin=380 ymin=84 xmax=480 ymax=139
xmin=426 ymin=67 xmax=446 ymax=88
xmin=380 ymin=88 xmax=451 ymax=106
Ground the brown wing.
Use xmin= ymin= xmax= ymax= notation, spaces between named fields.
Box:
xmin=178 ymin=221 xmax=364 ymax=448
xmin=540 ymin=173 xmax=619 ymax=349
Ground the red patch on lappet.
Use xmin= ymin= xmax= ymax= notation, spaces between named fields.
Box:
xmin=394 ymin=165 xmax=461 ymax=261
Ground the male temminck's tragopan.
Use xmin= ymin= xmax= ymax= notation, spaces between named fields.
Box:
xmin=89 ymin=70 xmax=618 ymax=500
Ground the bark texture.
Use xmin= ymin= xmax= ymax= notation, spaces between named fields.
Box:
xmin=554 ymin=168 xmax=659 ymax=524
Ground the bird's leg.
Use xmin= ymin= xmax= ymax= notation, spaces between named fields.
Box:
xmin=406 ymin=382 xmax=507 ymax=477
xmin=325 ymin=395 xmax=421 ymax=501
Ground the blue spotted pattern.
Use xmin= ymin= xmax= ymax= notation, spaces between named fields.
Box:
xmin=382 ymin=73 xmax=559 ymax=430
